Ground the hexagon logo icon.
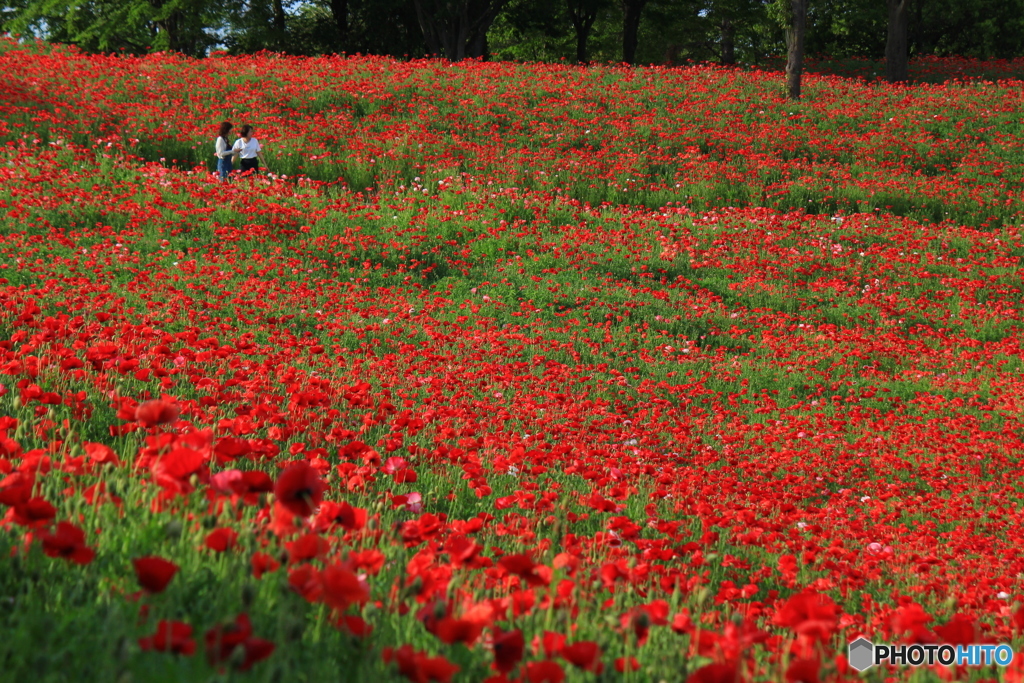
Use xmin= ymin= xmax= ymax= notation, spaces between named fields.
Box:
xmin=848 ymin=637 xmax=875 ymax=672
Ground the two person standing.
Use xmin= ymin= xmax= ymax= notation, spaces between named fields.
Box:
xmin=214 ymin=121 xmax=266 ymax=181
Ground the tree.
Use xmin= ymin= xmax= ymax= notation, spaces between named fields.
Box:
xmin=566 ymin=0 xmax=603 ymax=63
xmin=620 ymin=0 xmax=647 ymax=64
xmin=487 ymin=0 xmax=576 ymax=62
xmin=3 ymin=0 xmax=225 ymax=56
xmin=885 ymin=0 xmax=909 ymax=81
xmin=784 ymin=0 xmax=806 ymax=99
xmin=698 ymin=0 xmax=768 ymax=65
xmin=801 ymin=0 xmax=883 ymax=59
xmin=227 ymin=0 xmax=291 ymax=53
xmin=343 ymin=0 xmax=424 ymax=56
xmin=413 ymin=0 xmax=510 ymax=59
xmin=329 ymin=0 xmax=349 ymax=50
xmin=911 ymin=0 xmax=1024 ymax=59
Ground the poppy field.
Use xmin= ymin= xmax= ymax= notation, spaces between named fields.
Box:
xmin=4 ymin=38 xmax=1024 ymax=683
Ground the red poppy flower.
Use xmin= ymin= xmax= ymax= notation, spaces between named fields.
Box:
xmin=136 ymin=399 xmax=180 ymax=427
xmin=311 ymin=500 xmax=366 ymax=532
xmin=83 ymin=442 xmax=120 ymax=466
xmin=274 ymin=462 xmax=325 ymax=517
xmin=151 ymin=447 xmax=207 ymax=496
xmin=524 ymin=660 xmax=565 ymax=683
xmin=785 ymin=658 xmax=820 ymax=683
xmin=0 ymin=471 xmax=33 ymax=507
xmin=1013 ymin=606 xmax=1024 ymax=634
xmin=204 ymin=613 xmax=274 ymax=671
xmin=133 ymin=556 xmax=179 ymax=593
xmin=204 ymin=527 xmax=238 ymax=552
xmin=772 ymin=590 xmax=838 ymax=642
xmin=541 ymin=631 xmax=566 ymax=657
xmin=39 ymin=521 xmax=95 ymax=565
xmin=268 ymin=501 xmax=303 ymax=538
xmin=934 ymin=614 xmax=978 ymax=646
xmin=672 ymin=611 xmax=693 ymax=634
xmin=349 ymin=548 xmax=386 ymax=575
xmin=236 ymin=638 xmax=275 ymax=671
xmin=688 ymin=663 xmax=744 ymax=683
xmin=498 ymin=554 xmax=550 ymax=587
xmin=492 ymin=628 xmax=524 ymax=673
xmin=444 ymin=534 xmax=482 ymax=568
xmin=288 ymin=564 xmax=323 ymax=603
xmin=10 ymin=496 xmax=56 ymax=527
xmin=320 ymin=563 xmax=370 ymax=611
xmin=208 ymin=468 xmax=265 ymax=501
xmin=285 ymin=533 xmax=330 ymax=563
xmin=213 ymin=437 xmax=252 ymax=464
xmin=383 ymin=645 xmax=460 ymax=683
xmin=615 ymin=657 xmax=640 ymax=673
xmin=435 ymin=617 xmax=484 ymax=645
xmin=561 ymin=641 xmax=602 ymax=672
xmin=239 ymin=471 xmax=274 ymax=493
xmin=204 ymin=614 xmax=245 ymax=660
xmin=251 ymin=551 xmax=281 ymax=579
xmin=336 ymin=614 xmax=373 ymax=638
xmin=139 ymin=620 xmax=195 ymax=655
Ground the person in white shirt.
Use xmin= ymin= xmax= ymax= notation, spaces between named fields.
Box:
xmin=232 ymin=124 xmax=266 ymax=176
xmin=214 ymin=121 xmax=237 ymax=181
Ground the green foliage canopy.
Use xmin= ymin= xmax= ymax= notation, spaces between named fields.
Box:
xmin=5 ymin=0 xmax=1024 ymax=65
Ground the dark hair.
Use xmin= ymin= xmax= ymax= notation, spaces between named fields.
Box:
xmin=238 ymin=124 xmax=252 ymax=138
xmin=218 ymin=121 xmax=233 ymax=139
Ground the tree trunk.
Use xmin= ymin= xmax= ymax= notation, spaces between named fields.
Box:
xmin=465 ymin=0 xmax=505 ymax=58
xmin=785 ymin=0 xmax=806 ymax=100
xmin=272 ymin=0 xmax=286 ymax=33
xmin=575 ymin=24 xmax=590 ymax=64
xmin=720 ymin=17 xmax=735 ymax=65
xmin=886 ymin=0 xmax=910 ymax=82
xmin=621 ymin=0 xmax=646 ymax=65
xmin=271 ymin=0 xmax=287 ymax=50
xmin=468 ymin=28 xmax=486 ymax=59
xmin=664 ymin=43 xmax=680 ymax=66
xmin=331 ymin=0 xmax=349 ymax=51
xmin=911 ymin=0 xmax=923 ymax=55
xmin=413 ymin=0 xmax=507 ymax=61
xmin=412 ymin=0 xmax=442 ymax=56
xmin=452 ymin=1 xmax=468 ymax=60
xmin=155 ymin=12 xmax=179 ymax=53
xmin=568 ymin=0 xmax=598 ymax=64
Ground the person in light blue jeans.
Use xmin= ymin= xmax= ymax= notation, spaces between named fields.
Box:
xmin=214 ymin=122 xmax=237 ymax=181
